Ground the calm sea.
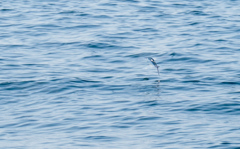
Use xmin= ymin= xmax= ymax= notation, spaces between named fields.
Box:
xmin=1 ymin=0 xmax=240 ymax=148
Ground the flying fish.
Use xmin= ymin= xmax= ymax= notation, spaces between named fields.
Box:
xmin=148 ymin=57 xmax=160 ymax=75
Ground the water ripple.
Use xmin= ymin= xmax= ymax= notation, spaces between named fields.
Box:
xmin=1 ymin=0 xmax=240 ymax=148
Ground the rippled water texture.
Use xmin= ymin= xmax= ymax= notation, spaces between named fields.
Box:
xmin=1 ymin=0 xmax=240 ymax=148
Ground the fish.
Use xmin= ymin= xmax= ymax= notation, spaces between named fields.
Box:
xmin=148 ymin=57 xmax=159 ymax=75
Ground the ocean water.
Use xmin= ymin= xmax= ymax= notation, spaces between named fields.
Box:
xmin=1 ymin=0 xmax=240 ymax=148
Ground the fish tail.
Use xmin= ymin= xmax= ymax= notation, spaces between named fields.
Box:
xmin=157 ymin=67 xmax=160 ymax=75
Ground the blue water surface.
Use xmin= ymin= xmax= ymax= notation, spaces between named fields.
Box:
xmin=1 ymin=0 xmax=240 ymax=148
